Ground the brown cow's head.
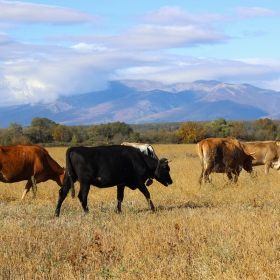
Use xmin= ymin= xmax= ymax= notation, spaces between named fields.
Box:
xmin=243 ymin=152 xmax=257 ymax=173
xmin=58 ymin=167 xmax=66 ymax=186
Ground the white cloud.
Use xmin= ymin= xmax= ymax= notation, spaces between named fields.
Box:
xmin=233 ymin=7 xmax=280 ymax=18
xmin=71 ymin=43 xmax=110 ymax=52
xmin=51 ymin=24 xmax=229 ymax=51
xmin=1 ymin=39 xmax=280 ymax=107
xmin=117 ymin=24 xmax=229 ymax=49
xmin=141 ymin=6 xmax=229 ymax=25
xmin=112 ymin=56 xmax=280 ymax=90
xmin=46 ymin=6 xmax=229 ymax=51
xmin=0 ymin=1 xmax=99 ymax=23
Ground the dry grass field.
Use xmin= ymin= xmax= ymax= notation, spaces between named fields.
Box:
xmin=1 ymin=145 xmax=280 ymax=279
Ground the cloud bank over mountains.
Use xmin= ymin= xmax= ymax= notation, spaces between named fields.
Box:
xmin=0 ymin=80 xmax=279 ymax=128
xmin=0 ymin=1 xmax=280 ymax=107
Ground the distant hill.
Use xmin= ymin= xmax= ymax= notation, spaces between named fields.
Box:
xmin=0 ymin=80 xmax=279 ymax=127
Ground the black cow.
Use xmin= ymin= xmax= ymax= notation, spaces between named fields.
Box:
xmin=55 ymin=145 xmax=173 ymax=217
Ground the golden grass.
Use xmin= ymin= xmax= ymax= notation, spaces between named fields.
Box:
xmin=0 ymin=144 xmax=280 ymax=279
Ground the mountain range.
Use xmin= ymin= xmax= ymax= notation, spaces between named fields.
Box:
xmin=1 ymin=79 xmax=280 ymax=127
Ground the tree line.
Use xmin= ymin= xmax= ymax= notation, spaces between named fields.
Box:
xmin=0 ymin=117 xmax=279 ymax=146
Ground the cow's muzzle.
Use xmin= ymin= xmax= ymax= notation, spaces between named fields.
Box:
xmin=164 ymin=180 xmax=173 ymax=186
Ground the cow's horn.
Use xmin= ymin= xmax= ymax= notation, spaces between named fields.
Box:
xmin=276 ymin=141 xmax=280 ymax=146
xmin=165 ymin=159 xmax=171 ymax=163
xmin=250 ymin=151 xmax=256 ymax=155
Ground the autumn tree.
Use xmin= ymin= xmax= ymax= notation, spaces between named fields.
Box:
xmin=0 ymin=123 xmax=30 ymax=145
xmin=229 ymin=121 xmax=248 ymax=140
xmin=205 ymin=118 xmax=232 ymax=138
xmin=8 ymin=122 xmax=24 ymax=144
xmin=250 ymin=118 xmax=279 ymax=140
xmin=53 ymin=125 xmax=72 ymax=142
xmin=177 ymin=122 xmax=205 ymax=143
xmin=87 ymin=122 xmax=134 ymax=144
xmin=70 ymin=125 xmax=88 ymax=144
xmin=126 ymin=132 xmax=141 ymax=143
xmin=27 ymin=117 xmax=58 ymax=143
xmin=0 ymin=120 xmax=41 ymax=144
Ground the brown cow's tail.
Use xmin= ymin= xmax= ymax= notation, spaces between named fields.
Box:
xmin=65 ymin=148 xmax=76 ymax=198
xmin=196 ymin=142 xmax=203 ymax=163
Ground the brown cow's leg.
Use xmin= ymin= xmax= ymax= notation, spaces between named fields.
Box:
xmin=31 ymin=176 xmax=37 ymax=198
xmin=227 ymin=172 xmax=233 ymax=181
xmin=21 ymin=180 xmax=33 ymax=200
xmin=265 ymin=163 xmax=270 ymax=174
xmin=198 ymin=168 xmax=204 ymax=185
xmin=204 ymin=168 xmax=212 ymax=184
xmin=232 ymin=171 xmax=239 ymax=183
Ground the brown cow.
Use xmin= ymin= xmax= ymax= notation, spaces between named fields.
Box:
xmin=241 ymin=141 xmax=280 ymax=173
xmin=0 ymin=145 xmax=65 ymax=199
xmin=196 ymin=138 xmax=255 ymax=184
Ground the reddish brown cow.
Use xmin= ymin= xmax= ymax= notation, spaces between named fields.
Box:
xmin=196 ymin=138 xmax=255 ymax=184
xmin=0 ymin=145 xmax=65 ymax=199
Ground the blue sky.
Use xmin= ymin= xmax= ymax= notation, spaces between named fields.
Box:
xmin=1 ymin=0 xmax=280 ymax=106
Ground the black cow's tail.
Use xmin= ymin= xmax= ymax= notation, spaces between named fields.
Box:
xmin=65 ymin=148 xmax=76 ymax=198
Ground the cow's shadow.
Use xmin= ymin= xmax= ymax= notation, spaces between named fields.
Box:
xmin=133 ymin=201 xmax=213 ymax=214
xmin=157 ymin=200 xmax=213 ymax=212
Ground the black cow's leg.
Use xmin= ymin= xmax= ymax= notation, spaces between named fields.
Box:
xmin=55 ymin=177 xmax=71 ymax=217
xmin=77 ymin=183 xmax=90 ymax=213
xmin=116 ymin=185 xmax=125 ymax=213
xmin=138 ymin=185 xmax=155 ymax=211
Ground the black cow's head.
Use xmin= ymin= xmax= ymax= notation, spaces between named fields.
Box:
xmin=154 ymin=158 xmax=173 ymax=186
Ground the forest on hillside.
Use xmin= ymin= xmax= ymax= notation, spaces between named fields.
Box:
xmin=0 ymin=117 xmax=280 ymax=146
